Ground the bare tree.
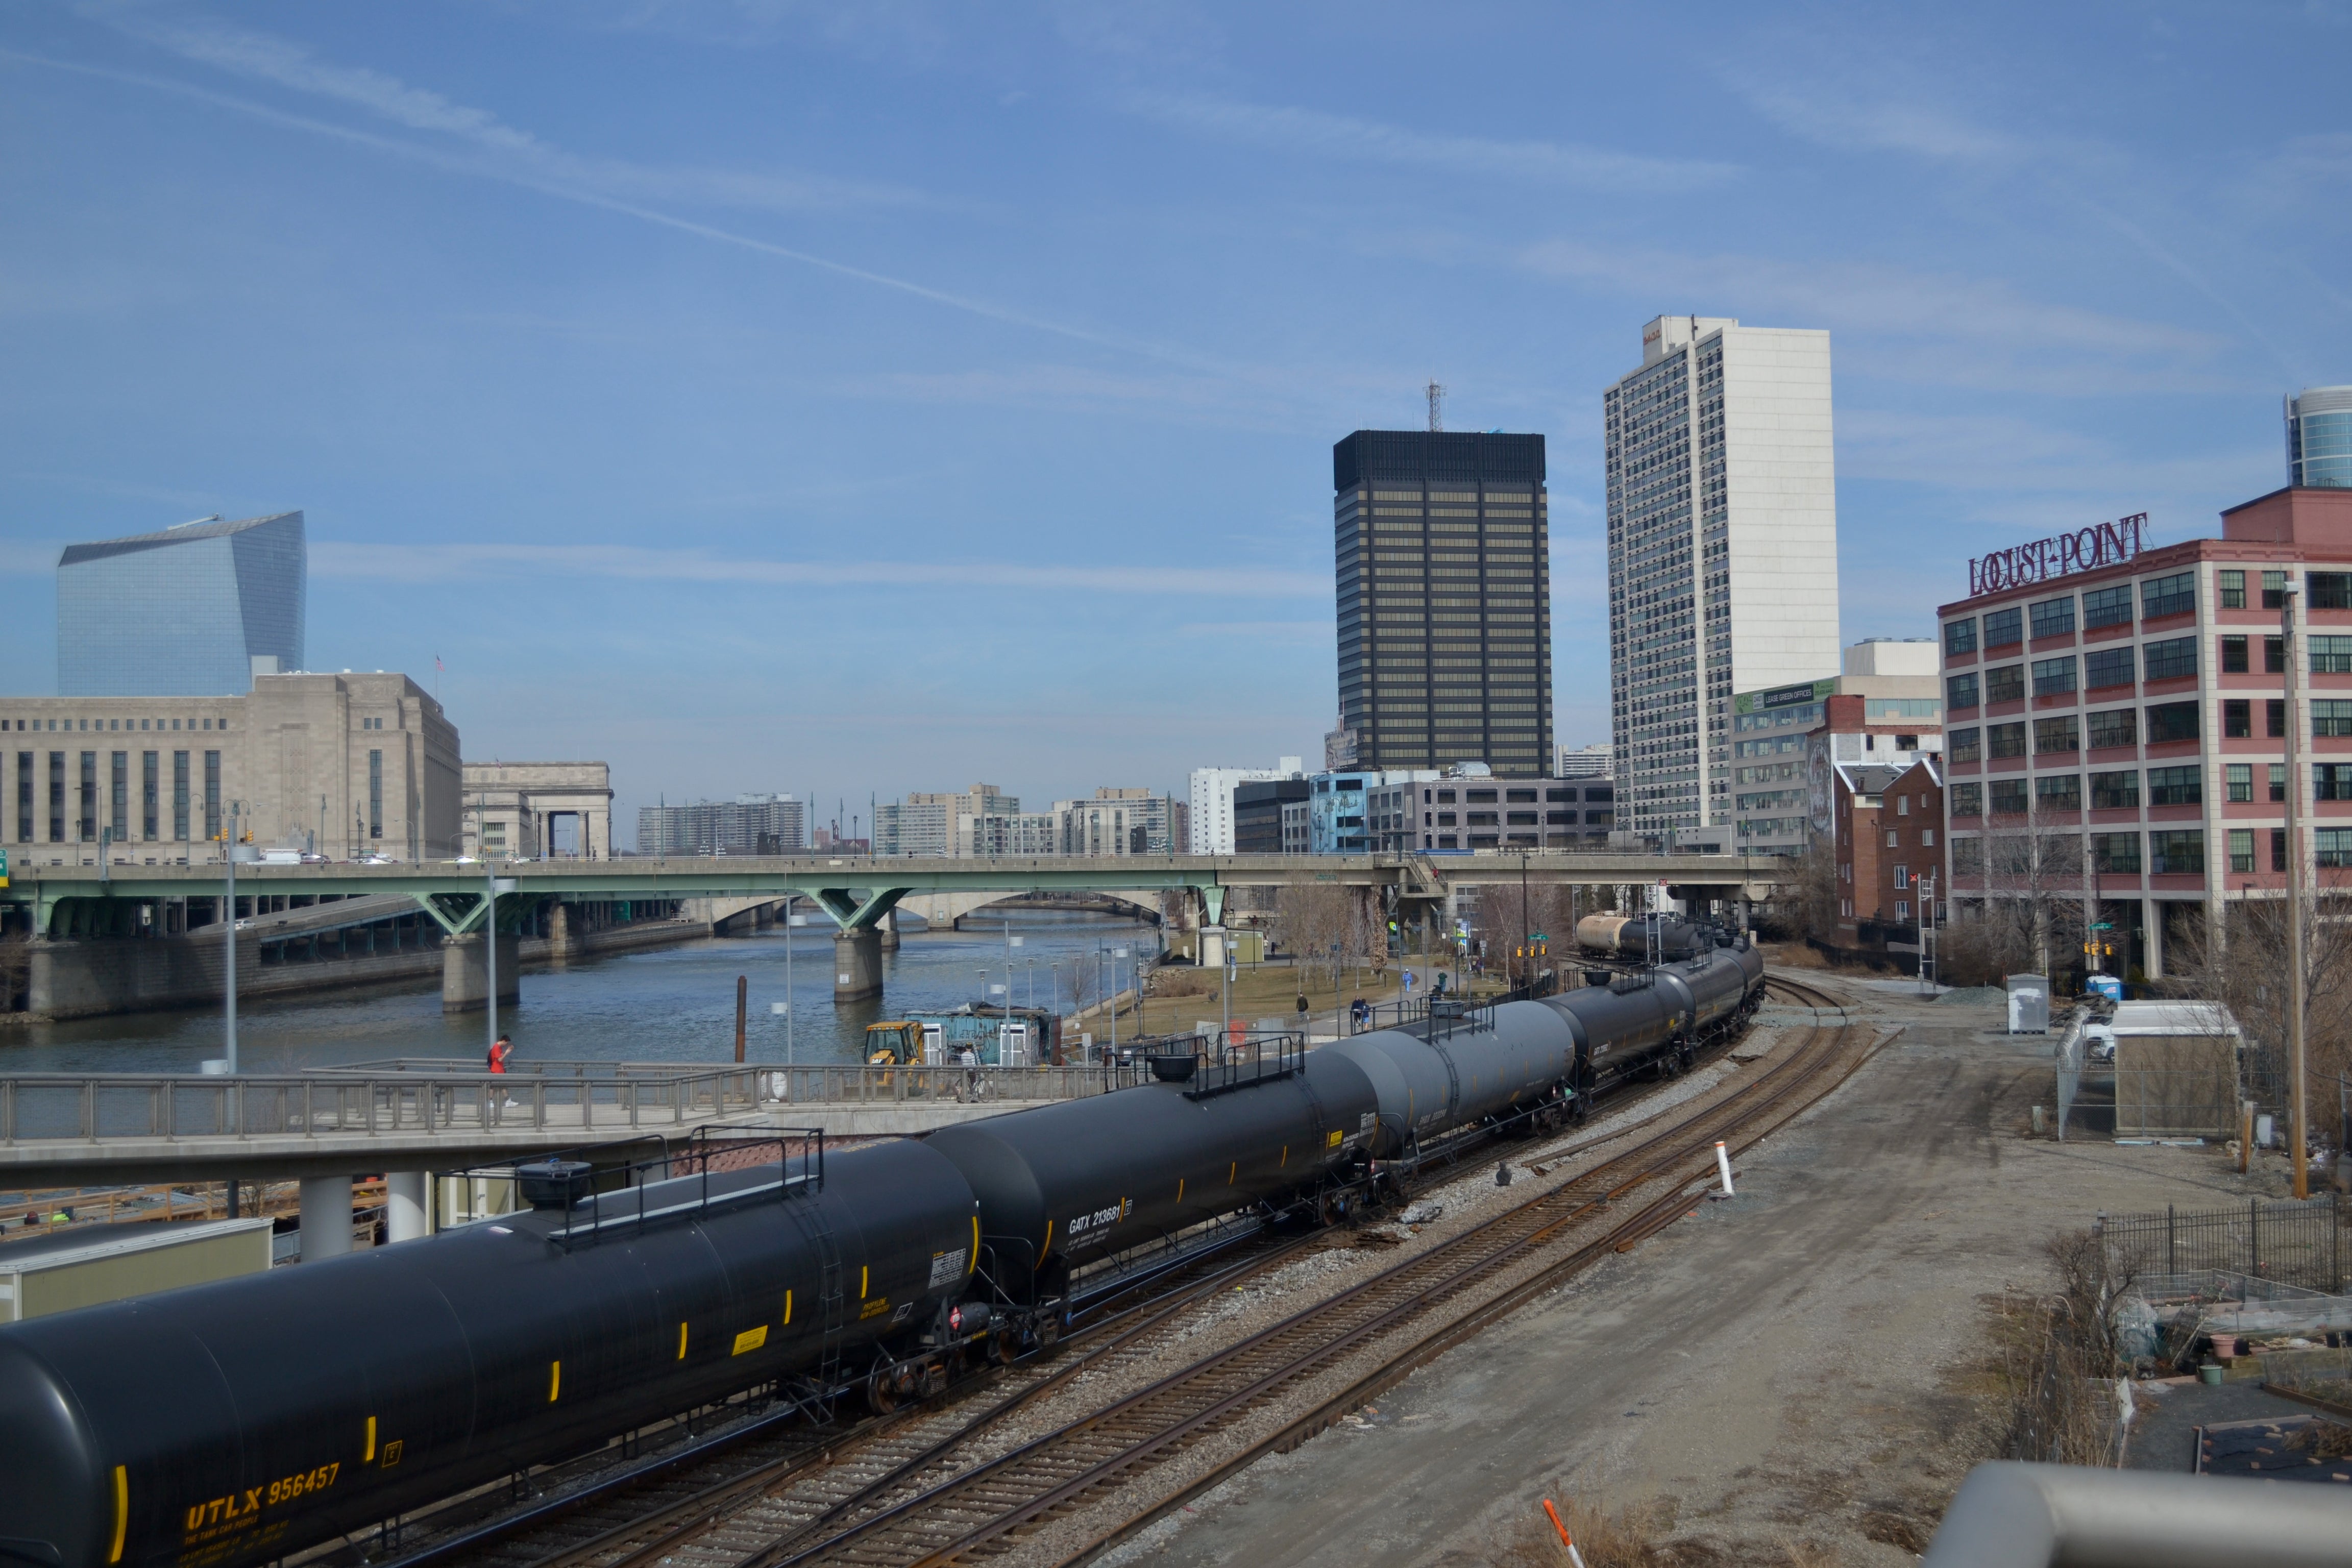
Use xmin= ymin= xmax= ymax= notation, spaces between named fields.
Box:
xmin=1275 ymin=883 xmax=1365 ymax=998
xmin=2169 ymin=891 xmax=2352 ymax=1097
xmin=1775 ymin=832 xmax=1839 ymax=944
xmin=1975 ymin=800 xmax=2088 ymax=981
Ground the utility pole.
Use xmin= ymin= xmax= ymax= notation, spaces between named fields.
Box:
xmin=2285 ymin=587 xmax=2311 ymax=1200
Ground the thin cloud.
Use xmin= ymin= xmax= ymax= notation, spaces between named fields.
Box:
xmin=1514 ymin=239 xmax=2220 ymax=362
xmin=112 ymin=14 xmax=942 ymax=214
xmin=311 ymin=541 xmax=1327 ymax=598
xmin=0 ymin=44 xmax=1213 ymax=373
xmin=1125 ymin=90 xmax=1735 ymax=191
xmin=1742 ymin=88 xmax=2036 ymax=163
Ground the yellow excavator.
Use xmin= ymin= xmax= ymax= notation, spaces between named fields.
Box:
xmin=864 ymin=1019 xmax=927 ymax=1067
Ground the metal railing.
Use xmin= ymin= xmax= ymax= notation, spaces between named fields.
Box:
xmin=2099 ymin=1193 xmax=2343 ymax=1293
xmin=0 ymin=1061 xmax=1149 ymax=1146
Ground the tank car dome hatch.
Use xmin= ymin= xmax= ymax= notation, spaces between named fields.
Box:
xmin=517 ymin=1159 xmax=594 ymax=1210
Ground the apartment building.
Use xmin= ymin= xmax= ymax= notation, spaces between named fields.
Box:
xmin=1940 ymin=486 xmax=2352 ymax=977
xmin=1831 ymin=755 xmax=1944 ymax=957
xmin=1730 ymin=639 xmax=1944 ymax=855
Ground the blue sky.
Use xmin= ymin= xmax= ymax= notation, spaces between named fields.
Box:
xmin=3 ymin=3 xmax=2347 ymax=830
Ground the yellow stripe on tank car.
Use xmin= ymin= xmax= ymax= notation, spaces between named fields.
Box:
xmin=109 ymin=1466 xmax=128 ymax=1564
xmin=970 ymin=1215 xmax=979 ymax=1272
xmin=860 ymin=1266 xmax=869 ymax=1299
xmin=364 ymin=1415 xmax=377 ymax=1462
xmin=1176 ymin=1178 xmax=1184 ymax=1203
xmin=1228 ymin=1161 xmax=1236 ymax=1184
xmin=548 ymin=1361 xmax=561 ymax=1402
xmin=783 ymin=1290 xmax=793 ymax=1325
xmin=677 ymin=1323 xmax=689 ymax=1360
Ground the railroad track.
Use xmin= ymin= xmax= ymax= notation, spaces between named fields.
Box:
xmin=334 ymin=974 xmax=1856 ymax=1568
xmin=715 ymin=995 xmax=1875 ymax=1568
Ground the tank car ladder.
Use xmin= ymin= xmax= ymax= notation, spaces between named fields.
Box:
xmin=784 ymin=1199 xmax=853 ymax=1420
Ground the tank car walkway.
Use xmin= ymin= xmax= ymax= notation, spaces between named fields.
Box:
xmin=0 ymin=1060 xmax=1137 ymax=1187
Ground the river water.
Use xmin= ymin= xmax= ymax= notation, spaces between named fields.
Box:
xmin=0 ymin=912 xmax=1160 ymax=1075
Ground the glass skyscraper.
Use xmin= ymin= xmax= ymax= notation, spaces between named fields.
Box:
xmin=56 ymin=511 xmax=306 ymax=696
xmin=2288 ymin=387 xmax=2352 ymax=489
xmin=1334 ymin=431 xmax=1552 ymax=777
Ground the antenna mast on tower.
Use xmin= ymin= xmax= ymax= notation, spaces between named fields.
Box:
xmin=1426 ymin=381 xmax=1445 ymax=432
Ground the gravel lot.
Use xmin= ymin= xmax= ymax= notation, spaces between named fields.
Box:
xmin=1085 ymin=980 xmax=2297 ymax=1568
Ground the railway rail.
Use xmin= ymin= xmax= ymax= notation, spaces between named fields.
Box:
xmin=317 ymin=974 xmax=1856 ymax=1568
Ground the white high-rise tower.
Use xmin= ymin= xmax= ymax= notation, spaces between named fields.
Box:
xmin=1604 ymin=316 xmax=1840 ymax=840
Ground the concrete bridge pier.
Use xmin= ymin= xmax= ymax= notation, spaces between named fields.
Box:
xmin=834 ymin=925 xmax=884 ymax=1002
xmin=299 ymin=1176 xmax=354 ymax=1261
xmin=442 ymin=932 xmax=521 ymax=1013
xmin=878 ymin=908 xmax=900 ymax=952
xmin=386 ymin=1170 xmax=430 ymax=1242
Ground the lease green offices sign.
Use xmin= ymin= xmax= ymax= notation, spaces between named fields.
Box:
xmin=1732 ymin=677 xmax=1835 ymax=717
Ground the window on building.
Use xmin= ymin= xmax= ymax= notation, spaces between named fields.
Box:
xmin=2084 ymin=647 xmax=2135 ymax=690
xmin=2036 ymin=773 xmax=2082 ymax=810
xmin=1466 ymin=788 xmax=1498 ymax=803
xmin=1944 ymin=618 xmax=1977 ymax=655
xmin=2142 ymin=572 xmax=2196 ymax=619
xmin=1895 ymin=899 xmax=1912 ymax=920
xmin=2145 ymin=702 xmax=2200 ymax=743
xmin=2221 ymin=635 xmax=2249 ymax=673
xmin=1947 ymin=672 xmax=1979 ymax=710
xmin=1990 ymin=779 xmax=2029 ymax=815
xmin=2316 ymin=763 xmax=2352 ymax=801
xmin=2224 ymin=699 xmax=2251 ymax=738
xmin=2313 ymin=636 xmax=2352 ymax=675
xmin=2090 ymin=770 xmax=2140 ymax=808
xmin=1951 ymin=782 xmax=1983 ymax=816
xmin=172 ymin=751 xmax=189 ymax=841
xmin=140 ymin=750 xmax=157 ymax=840
xmin=2034 ymin=716 xmax=2079 ymax=754
xmin=1923 ymin=828 xmax=1937 ymax=846
xmin=369 ymin=750 xmax=384 ymax=840
xmin=1988 ymin=722 xmax=2027 ymax=759
xmin=2095 ymin=710 xmax=2142 ymax=753
xmin=1983 ymin=607 xmax=2023 ymax=647
xmin=2030 ymin=596 xmax=2076 ymax=638
xmin=2263 ymin=570 xmax=2287 ymax=609
xmin=2083 ymin=583 xmax=2134 ymax=629
xmin=2032 ymin=656 xmax=2077 ymax=697
xmin=2315 ymin=700 xmax=2352 ymax=738
xmin=14 ymin=751 xmax=29 ymax=844
xmin=2310 ymin=572 xmax=2352 ymax=610
xmin=2093 ymin=832 xmax=2141 ymax=873
xmin=204 ymin=751 xmax=220 ymax=841
xmin=1953 ymin=837 xmax=1983 ymax=873
xmin=2270 ymin=698 xmax=2288 ymax=738
xmin=2230 ymin=828 xmax=2257 ymax=873
xmin=2142 ymin=636 xmax=2198 ymax=681
xmin=1893 ymin=863 xmax=1910 ymax=888
xmin=2273 ymin=828 xmax=2289 ymax=872
xmin=2150 ymin=830 xmax=2204 ymax=874
xmin=1435 ymin=789 xmax=1456 ymax=803
xmin=2227 ymin=764 xmax=2253 ymax=803
xmin=2320 ymin=828 xmax=2352 ymax=868
xmin=1949 ymin=727 xmax=1982 ymax=764
xmin=2220 ymin=569 xmax=2247 ymax=609
xmin=2147 ymin=765 xmax=2202 ymax=806
xmin=1886 ymin=828 xmax=1899 ymax=847
xmin=2272 ymin=763 xmax=2288 ymax=802
xmin=1985 ymin=665 xmax=2026 ymax=704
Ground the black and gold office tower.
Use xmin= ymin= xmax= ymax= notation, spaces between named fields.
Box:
xmin=1333 ymin=431 xmax=1551 ymax=777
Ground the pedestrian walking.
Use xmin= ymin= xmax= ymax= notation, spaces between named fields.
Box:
xmin=487 ymin=1033 xmax=512 ymax=1118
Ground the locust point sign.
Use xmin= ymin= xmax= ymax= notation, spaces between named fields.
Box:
xmin=1968 ymin=512 xmax=2147 ymax=597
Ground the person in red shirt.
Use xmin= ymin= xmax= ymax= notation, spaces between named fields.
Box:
xmin=487 ymin=1034 xmax=512 ymax=1117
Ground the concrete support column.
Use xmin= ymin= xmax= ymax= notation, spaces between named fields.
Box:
xmin=385 ymin=1170 xmax=430 ymax=1242
xmin=834 ymin=925 xmax=883 ymax=1002
xmin=878 ymin=908 xmax=900 ymax=951
xmin=442 ymin=932 xmax=521 ymax=1013
xmin=546 ymin=900 xmax=575 ymax=963
xmin=299 ymin=1175 xmax=354 ymax=1260
xmin=2145 ymin=898 xmax=2165 ymax=979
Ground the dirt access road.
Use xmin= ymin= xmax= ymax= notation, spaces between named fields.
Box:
xmin=1095 ymin=978 xmax=2276 ymax=1568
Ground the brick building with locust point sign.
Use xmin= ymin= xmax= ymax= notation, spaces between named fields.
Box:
xmin=1940 ymin=485 xmax=2352 ymax=980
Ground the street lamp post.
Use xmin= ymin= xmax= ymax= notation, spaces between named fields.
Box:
xmin=223 ymin=803 xmax=241 ymax=1074
xmin=2285 ymin=586 xmax=2311 ymax=1200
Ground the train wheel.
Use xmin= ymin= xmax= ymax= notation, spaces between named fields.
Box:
xmin=1037 ymin=1315 xmax=1062 ymax=1354
xmin=866 ymin=1366 xmax=901 ymax=1414
xmin=992 ymin=1328 xmax=1021 ymax=1365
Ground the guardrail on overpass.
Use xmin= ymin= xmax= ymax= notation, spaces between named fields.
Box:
xmin=2 ymin=850 xmax=1788 ymax=938
xmin=0 ymin=1061 xmax=1150 ymax=1188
